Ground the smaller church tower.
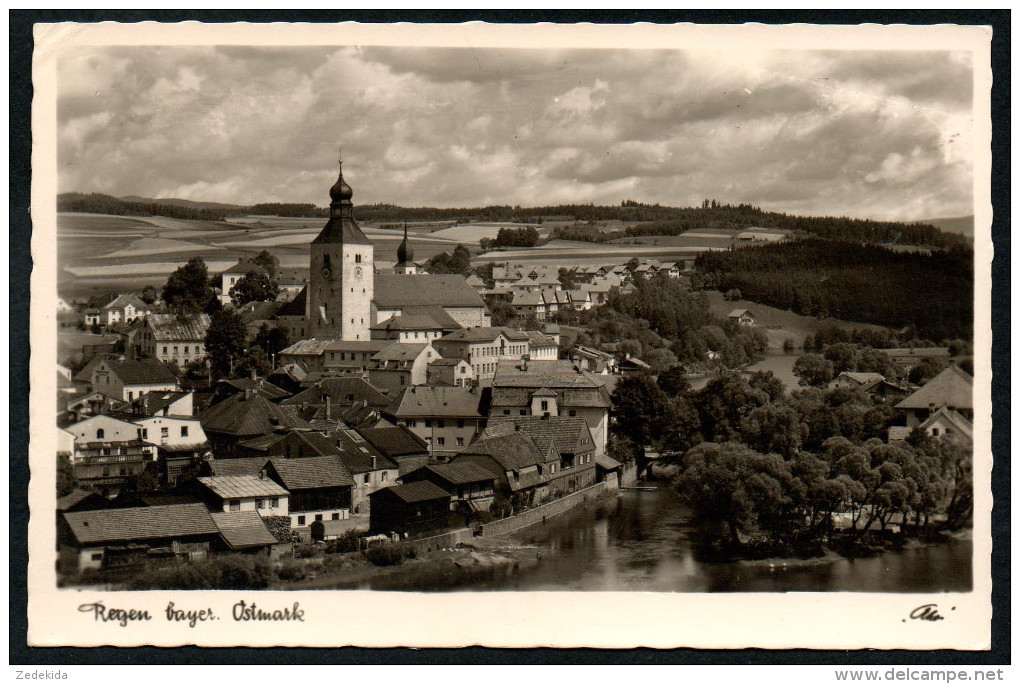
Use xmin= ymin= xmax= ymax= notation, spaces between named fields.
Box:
xmin=306 ymin=154 xmax=374 ymax=341
xmin=393 ymin=221 xmax=418 ymax=275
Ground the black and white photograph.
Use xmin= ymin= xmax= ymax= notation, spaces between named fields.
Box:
xmin=25 ymin=20 xmax=995 ymax=650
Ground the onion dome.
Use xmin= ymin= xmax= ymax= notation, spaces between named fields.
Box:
xmin=396 ymin=221 xmax=414 ymax=264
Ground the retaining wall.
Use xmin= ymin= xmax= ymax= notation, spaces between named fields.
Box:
xmin=480 ymin=482 xmax=608 ymax=537
xmin=407 ymin=527 xmax=473 ymax=555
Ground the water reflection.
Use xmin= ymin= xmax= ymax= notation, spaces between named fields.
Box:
xmin=363 ymin=487 xmax=972 ymax=593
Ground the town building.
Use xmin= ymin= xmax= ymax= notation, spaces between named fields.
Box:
xmin=199 ymin=390 xmax=311 ymax=456
xmin=123 ymin=390 xmax=194 ymax=417
xmin=280 ymin=376 xmax=392 ymax=421
xmin=334 ymin=429 xmax=399 ymax=513
xmin=138 ymin=313 xmax=211 ymax=366
xmin=367 ymin=341 xmax=440 ymax=394
xmin=356 ymin=426 xmax=431 ymax=476
xmin=58 ymin=503 xmax=221 ymax=576
xmin=399 ymin=462 xmax=497 ymax=513
xmin=895 ymin=365 xmax=974 ymax=427
xmin=85 ymin=357 xmax=179 ymax=402
xmin=265 ymin=455 xmax=354 ymax=528
xmin=209 ymin=510 xmax=281 ymax=554
xmin=490 ymin=359 xmax=611 ymax=456
xmin=103 ymin=294 xmax=150 ymax=327
xmin=433 ymin=327 xmax=531 ymax=384
xmin=219 ymin=259 xmax=270 ymax=304
xmin=368 ymin=481 xmax=452 ymax=535
xmin=370 ymin=314 xmax=447 ymax=343
xmin=828 ymin=371 xmax=887 ymax=391
xmin=523 ymin=330 xmax=558 ymax=361
xmin=134 ymin=414 xmax=210 ymax=486
xmin=383 ymin=386 xmax=487 ymax=460
xmin=450 ymin=431 xmax=561 ymax=506
xmin=65 ymin=414 xmax=158 ymax=497
xmin=426 ymin=358 xmax=475 ymax=387
xmin=196 ymin=473 xmax=290 ymax=517
xmin=484 ymin=415 xmax=598 ymax=492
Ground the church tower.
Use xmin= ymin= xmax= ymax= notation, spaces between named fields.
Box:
xmin=306 ymin=154 xmax=374 ymax=341
xmin=394 ymin=221 xmax=418 ymax=274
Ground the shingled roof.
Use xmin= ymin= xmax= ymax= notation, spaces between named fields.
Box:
xmin=896 ymin=365 xmax=973 ymax=411
xmin=335 ymin=429 xmax=398 ymax=473
xmin=62 ymin=503 xmax=219 ymax=545
xmin=437 ymin=326 xmax=529 ymax=343
xmin=456 ymin=431 xmax=552 ymax=472
xmin=373 ymin=274 xmax=486 ymax=309
xmin=369 ymin=480 xmax=451 ymax=504
xmin=210 ymin=511 xmax=279 ymax=549
xmin=268 ymin=455 xmax=353 ymax=489
xmin=404 ymin=462 xmax=496 ymax=486
xmin=197 ymin=474 xmax=288 ymax=500
xmin=205 ymin=456 xmax=272 ymax=477
xmin=484 ymin=416 xmax=595 ymax=456
xmin=282 ymin=377 xmax=391 ymax=411
xmin=100 ymin=358 xmax=178 ymax=385
xmin=200 ymin=392 xmax=311 ymax=437
xmin=356 ymin=425 xmax=428 ymax=458
xmin=371 ymin=314 xmax=446 ymax=332
xmin=144 ymin=313 xmax=211 ymax=342
xmin=105 ymin=294 xmax=149 ymax=311
xmin=384 ymin=386 xmax=485 ymax=418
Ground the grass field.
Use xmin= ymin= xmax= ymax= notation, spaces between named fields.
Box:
xmin=704 ymin=290 xmax=887 ymax=349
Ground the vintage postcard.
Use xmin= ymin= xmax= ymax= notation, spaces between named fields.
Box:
xmin=28 ymin=21 xmax=993 ymax=649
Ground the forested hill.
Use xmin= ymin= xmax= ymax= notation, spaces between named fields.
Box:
xmin=697 ymin=239 xmax=973 ymax=341
xmin=57 ymin=192 xmax=961 ymax=248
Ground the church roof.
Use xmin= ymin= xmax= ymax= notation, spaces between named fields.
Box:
xmin=312 ymin=216 xmax=372 ymax=246
xmin=374 ymin=274 xmax=487 ymax=309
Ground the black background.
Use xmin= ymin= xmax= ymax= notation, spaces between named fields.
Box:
xmin=9 ymin=9 xmax=1010 ymax=666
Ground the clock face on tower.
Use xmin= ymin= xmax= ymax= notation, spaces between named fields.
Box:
xmin=355 ymin=266 xmax=363 ymax=278
xmin=322 ymin=265 xmax=331 ymax=279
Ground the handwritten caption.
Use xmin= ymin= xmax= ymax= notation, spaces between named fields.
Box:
xmin=904 ymin=603 xmax=955 ymax=623
xmin=77 ymin=600 xmax=305 ymax=627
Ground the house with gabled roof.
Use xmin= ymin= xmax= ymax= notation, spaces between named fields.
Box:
xmin=138 ymin=313 xmax=211 ymax=366
xmin=58 ymin=503 xmax=221 ymax=575
xmin=368 ymin=341 xmax=439 ymax=393
xmin=103 ymin=294 xmax=150 ymax=326
xmin=918 ymin=406 xmax=973 ymax=444
xmin=210 ymin=510 xmax=281 ymax=553
xmin=373 ymin=273 xmax=490 ymax=329
xmin=356 ymin=425 xmax=430 ymax=475
xmin=281 ymin=376 xmax=391 ymax=421
xmin=484 ymin=415 xmax=599 ymax=492
xmin=383 ymin=385 xmax=487 ymax=460
xmin=399 ymin=462 xmax=497 ymax=512
xmin=828 ymin=371 xmax=887 ymax=391
xmin=265 ymin=455 xmax=354 ymax=528
xmin=123 ymin=390 xmax=194 ymax=417
xmin=368 ymin=481 xmax=453 ymax=535
xmin=727 ymin=308 xmax=756 ymax=327
xmin=87 ymin=357 xmax=179 ymax=402
xmin=427 ymin=357 xmax=475 ymax=387
xmin=895 ymin=365 xmax=973 ymax=427
xmin=491 ymin=359 xmax=612 ymax=457
xmin=199 ymin=390 xmax=311 ymax=456
xmin=433 ymin=326 xmax=530 ymax=384
xmin=334 ymin=429 xmax=399 ymax=513
xmin=196 ymin=473 xmax=289 ymax=517
xmin=450 ymin=431 xmax=561 ymax=506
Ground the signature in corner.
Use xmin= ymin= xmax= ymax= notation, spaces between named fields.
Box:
xmin=908 ymin=603 xmax=947 ymax=622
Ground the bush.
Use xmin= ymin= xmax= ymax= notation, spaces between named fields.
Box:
xmin=365 ymin=542 xmax=416 ymax=567
xmin=129 ymin=554 xmax=274 ymax=590
xmin=293 ymin=543 xmax=321 ymax=559
xmin=274 ymin=559 xmax=308 ymax=582
xmin=326 ymin=530 xmax=363 ymax=554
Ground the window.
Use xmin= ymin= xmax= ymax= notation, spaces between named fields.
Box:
xmin=180 ymin=426 xmax=189 ymax=437
xmin=270 ymin=498 xmax=279 ymax=508
xmin=256 ymin=499 xmax=264 ymax=509
xmin=425 ymin=437 xmax=432 ymax=445
xmin=355 ymin=254 xmax=362 ymax=263
xmin=457 ymin=419 xmax=465 ymax=428
xmin=364 ymin=474 xmax=371 ymax=485
xmin=437 ymin=437 xmax=445 ymax=446
xmin=229 ymin=501 xmax=240 ymax=512
xmin=183 ymin=346 xmax=189 ymax=354
xmin=931 ymin=428 xmax=940 ymax=436
xmin=315 ymin=514 xmax=323 ymax=522
xmin=381 ymin=472 xmax=388 ymax=481
xmin=569 ymin=410 xmax=577 ymax=417
xmin=96 ymin=428 xmax=105 ymax=439
xmin=173 ymin=346 xmax=178 ymax=354
xmin=406 ymin=419 xmax=416 ymax=428
xmin=503 ymin=410 xmax=511 ymax=416
xmin=551 ymin=464 xmax=556 ymax=473
xmin=456 ymin=437 xmax=464 ymax=446
xmin=332 ymin=513 xmax=340 ymax=521
xmin=161 ymin=427 xmax=169 ymax=438
xmin=437 ymin=420 xmax=445 ymax=428
xmin=425 ymin=419 xmax=432 ymax=428
xmin=127 ymin=391 xmax=133 ymax=401
xmin=163 ymin=346 xmax=168 ymax=355
xmin=91 ymin=553 xmax=103 ymax=561
xmin=520 ymin=410 xmax=527 ymax=416
xmin=541 ymin=400 xmax=549 ymax=412
xmin=297 ymin=515 xmax=306 ymax=526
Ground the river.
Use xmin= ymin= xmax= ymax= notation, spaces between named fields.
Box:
xmin=356 ymin=487 xmax=972 ymax=593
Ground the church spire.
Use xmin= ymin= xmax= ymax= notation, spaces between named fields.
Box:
xmin=396 ymin=220 xmax=414 ymax=265
xmin=328 ymin=149 xmax=354 ymax=220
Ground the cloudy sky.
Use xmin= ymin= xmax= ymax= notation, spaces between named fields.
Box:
xmin=57 ymin=46 xmax=974 ymax=221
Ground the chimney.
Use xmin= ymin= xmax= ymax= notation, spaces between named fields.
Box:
xmin=259 ymin=468 xmax=266 ymax=480
xmin=371 ymin=454 xmax=377 ymax=469
xmin=244 ymin=388 xmax=255 ymax=400
xmin=251 ymin=367 xmax=257 ymax=381
xmin=326 ymin=394 xmax=331 ymax=418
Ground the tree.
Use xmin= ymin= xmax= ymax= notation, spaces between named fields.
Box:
xmin=252 ymin=323 xmax=290 ymax=360
xmin=230 ymin=269 xmax=278 ymax=307
xmin=725 ymin=288 xmax=742 ymax=302
xmin=644 ymin=347 xmax=678 ymax=371
xmin=692 ymin=374 xmax=769 ymax=443
xmin=793 ymin=353 xmax=835 ymax=387
xmin=908 ymin=357 xmax=947 ymax=386
xmin=204 ymin=308 xmax=248 ymax=379
xmin=626 ymin=257 xmax=641 ymax=272
xmin=57 ymin=452 xmax=78 ymax=497
xmin=234 ymin=347 xmax=272 ymax=379
xmin=163 ymin=257 xmax=215 ymax=313
xmin=823 ymin=342 xmax=857 ymax=375
xmin=739 ymin=404 xmax=806 ymax=458
xmin=140 ymin=285 xmax=159 ymax=305
xmin=657 ymin=365 xmax=691 ymax=397
xmin=558 ymin=267 xmax=577 ymax=290
xmin=250 ymin=250 xmax=280 ymax=284
xmin=489 ymin=299 xmax=516 ymax=327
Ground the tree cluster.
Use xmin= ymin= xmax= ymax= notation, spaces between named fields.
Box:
xmin=424 ymin=244 xmax=472 ymax=274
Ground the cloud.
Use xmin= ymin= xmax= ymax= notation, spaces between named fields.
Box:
xmin=56 ymin=45 xmax=975 ymax=221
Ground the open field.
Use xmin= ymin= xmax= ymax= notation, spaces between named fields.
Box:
xmin=704 ymin=290 xmax=888 ymax=349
